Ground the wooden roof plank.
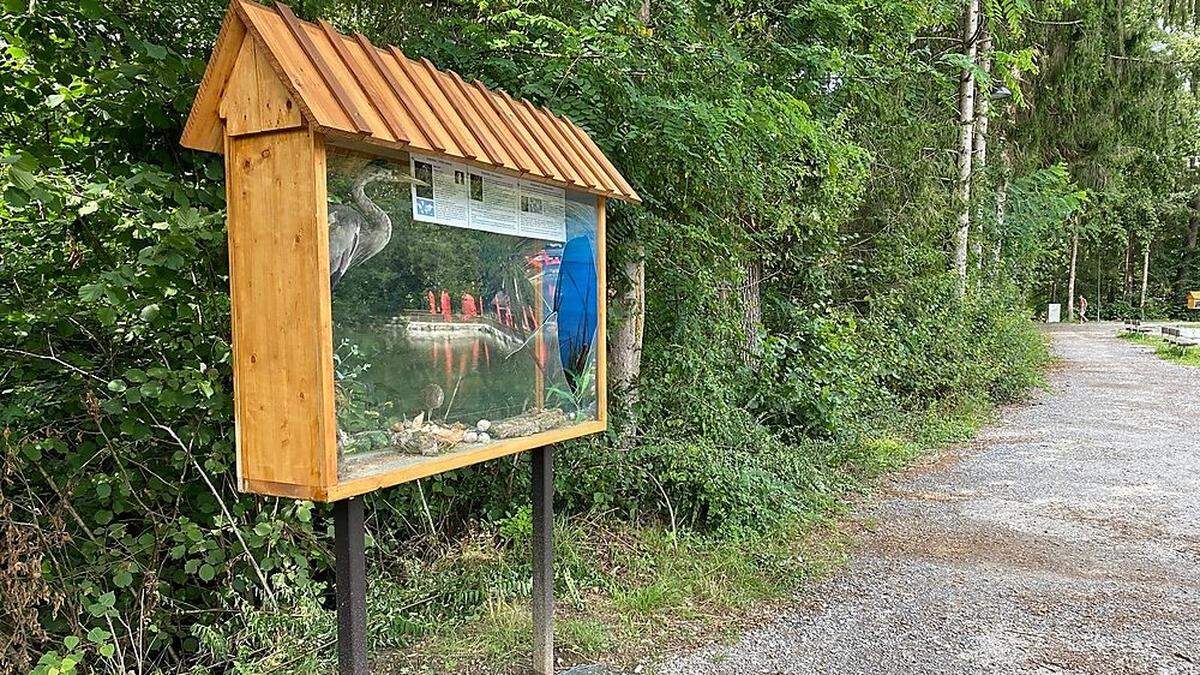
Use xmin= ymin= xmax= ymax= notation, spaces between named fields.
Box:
xmin=317 ymin=20 xmax=409 ymax=144
xmin=498 ymin=90 xmax=574 ymax=183
xmin=509 ymin=95 xmax=589 ymax=188
xmin=422 ymin=63 xmax=508 ymax=167
xmin=563 ymin=118 xmax=640 ymax=201
xmin=417 ymin=58 xmax=496 ymax=164
xmin=473 ymin=81 xmax=555 ymax=179
xmin=539 ymin=105 xmax=613 ymax=194
xmin=549 ymin=110 xmax=624 ymax=194
xmin=396 ymin=55 xmax=482 ymax=160
xmin=447 ymin=71 xmax=525 ymax=172
xmin=301 ymin=21 xmax=396 ymax=141
xmin=273 ymin=1 xmax=373 ymax=134
xmin=352 ymin=33 xmax=443 ymax=152
xmin=389 ymin=48 xmax=471 ymax=156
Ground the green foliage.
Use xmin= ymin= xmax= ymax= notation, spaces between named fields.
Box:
xmin=1 ymin=0 xmax=1061 ymax=670
xmin=1016 ymin=0 xmax=1200 ymax=317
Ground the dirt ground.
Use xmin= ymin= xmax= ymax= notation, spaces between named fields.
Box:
xmin=658 ymin=323 xmax=1200 ymax=674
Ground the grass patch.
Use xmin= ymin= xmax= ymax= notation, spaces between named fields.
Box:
xmin=382 ymin=519 xmax=851 ymax=674
xmin=364 ymin=400 xmax=997 ymax=674
xmin=207 ymin=399 xmax=1002 ymax=674
xmin=1118 ymin=332 xmax=1200 ymax=367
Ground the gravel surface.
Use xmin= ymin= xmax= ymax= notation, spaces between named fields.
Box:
xmin=658 ymin=323 xmax=1200 ymax=674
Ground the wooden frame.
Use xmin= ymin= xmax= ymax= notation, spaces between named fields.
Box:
xmin=184 ymin=1 xmax=634 ymax=502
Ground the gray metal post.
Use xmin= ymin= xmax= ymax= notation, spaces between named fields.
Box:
xmin=334 ymin=497 xmax=368 ymax=675
xmin=531 ymin=445 xmax=554 ymax=674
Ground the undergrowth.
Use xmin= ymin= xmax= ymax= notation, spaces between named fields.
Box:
xmin=183 ymin=395 xmax=1008 ymax=675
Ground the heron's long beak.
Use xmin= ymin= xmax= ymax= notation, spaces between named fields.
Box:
xmin=393 ymin=174 xmax=427 ymax=186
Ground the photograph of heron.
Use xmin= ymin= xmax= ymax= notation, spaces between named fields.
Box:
xmin=325 ymin=150 xmax=600 ymax=482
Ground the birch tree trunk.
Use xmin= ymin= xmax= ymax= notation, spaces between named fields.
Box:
xmin=973 ymin=23 xmax=991 ymax=272
xmin=610 ymin=245 xmax=645 ymax=442
xmin=1067 ymin=231 xmax=1079 ymax=321
xmin=992 ymin=145 xmax=1010 ymax=271
xmin=953 ymin=0 xmax=980 ymax=294
xmin=1123 ymin=234 xmax=1133 ymax=302
xmin=1140 ymin=239 xmax=1151 ymax=309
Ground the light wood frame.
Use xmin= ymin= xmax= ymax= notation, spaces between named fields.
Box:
xmin=184 ymin=2 xmax=628 ymax=502
xmin=223 ymin=121 xmax=608 ymax=504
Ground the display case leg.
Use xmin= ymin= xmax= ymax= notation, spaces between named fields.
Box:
xmin=532 ymin=445 xmax=555 ymax=674
xmin=334 ymin=497 xmax=368 ymax=675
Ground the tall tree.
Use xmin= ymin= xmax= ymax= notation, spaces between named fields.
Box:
xmin=954 ymin=0 xmax=981 ymax=292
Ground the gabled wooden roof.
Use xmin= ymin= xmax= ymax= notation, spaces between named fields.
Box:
xmin=182 ymin=0 xmax=640 ymax=203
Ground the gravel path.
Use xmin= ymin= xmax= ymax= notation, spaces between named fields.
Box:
xmin=658 ymin=323 xmax=1200 ymax=674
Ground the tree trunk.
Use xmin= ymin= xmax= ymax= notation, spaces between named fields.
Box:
xmin=1122 ymin=234 xmax=1133 ymax=301
xmin=610 ymin=245 xmax=645 ymax=441
xmin=953 ymin=0 xmax=980 ymax=294
xmin=991 ymin=145 xmax=1009 ymax=273
xmin=973 ymin=23 xmax=991 ymax=272
xmin=1067 ymin=231 xmax=1079 ymax=321
xmin=736 ymin=260 xmax=762 ymax=363
xmin=1140 ymin=239 xmax=1151 ymax=309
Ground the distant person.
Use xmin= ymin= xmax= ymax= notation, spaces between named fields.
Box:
xmin=1078 ymin=295 xmax=1088 ymax=322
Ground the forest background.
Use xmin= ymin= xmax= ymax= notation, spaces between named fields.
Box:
xmin=3 ymin=0 xmax=1198 ymax=671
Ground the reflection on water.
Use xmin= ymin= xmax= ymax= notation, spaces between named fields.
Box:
xmin=339 ymin=324 xmax=568 ymax=427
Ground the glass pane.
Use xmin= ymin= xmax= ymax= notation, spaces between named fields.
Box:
xmin=327 ymin=149 xmax=600 ymax=483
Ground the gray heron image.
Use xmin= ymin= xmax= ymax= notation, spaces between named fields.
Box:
xmin=328 ymin=161 xmax=424 ymax=288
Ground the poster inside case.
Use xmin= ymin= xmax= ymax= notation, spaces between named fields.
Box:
xmin=326 ymin=149 xmax=601 ymax=483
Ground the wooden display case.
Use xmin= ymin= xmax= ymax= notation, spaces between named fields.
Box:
xmin=182 ymin=0 xmax=639 ymax=502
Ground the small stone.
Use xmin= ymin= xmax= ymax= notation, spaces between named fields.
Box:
xmin=478 ymin=432 xmax=491 ymax=443
xmin=464 ymin=431 xmax=479 ymax=443
xmin=476 ymin=419 xmax=492 ymax=432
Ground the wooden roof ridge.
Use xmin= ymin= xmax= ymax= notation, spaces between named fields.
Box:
xmin=181 ymin=0 xmax=640 ymax=203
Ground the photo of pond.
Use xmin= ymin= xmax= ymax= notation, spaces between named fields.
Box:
xmin=326 ymin=149 xmax=600 ymax=482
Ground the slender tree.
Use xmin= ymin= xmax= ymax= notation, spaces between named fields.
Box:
xmin=954 ymin=0 xmax=981 ymax=292
xmin=973 ymin=19 xmax=992 ymax=272
xmin=1068 ymin=227 xmax=1079 ymax=320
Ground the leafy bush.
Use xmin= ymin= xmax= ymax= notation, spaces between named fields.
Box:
xmin=1 ymin=0 xmax=1053 ymax=671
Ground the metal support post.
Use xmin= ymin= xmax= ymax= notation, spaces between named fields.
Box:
xmin=531 ymin=445 xmax=554 ymax=674
xmin=334 ymin=497 xmax=368 ymax=675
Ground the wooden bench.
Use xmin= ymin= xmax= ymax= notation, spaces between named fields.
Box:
xmin=1121 ymin=320 xmax=1155 ymax=335
xmin=1162 ymin=326 xmax=1198 ymax=348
